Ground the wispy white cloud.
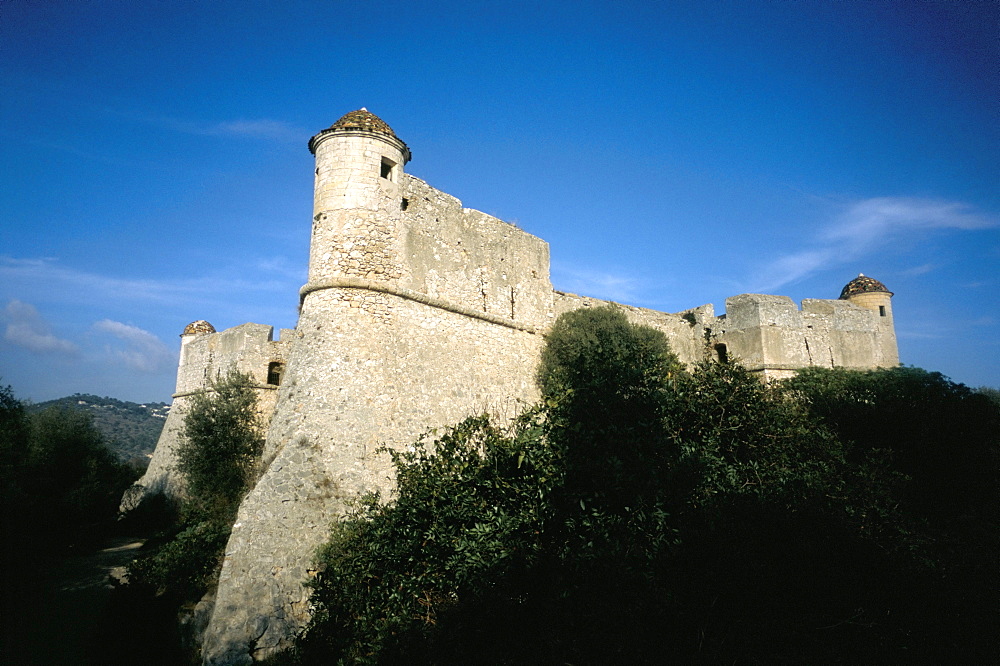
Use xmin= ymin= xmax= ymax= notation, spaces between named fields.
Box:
xmin=141 ymin=112 xmax=304 ymax=143
xmin=754 ymin=197 xmax=997 ymax=291
xmin=551 ymin=263 xmax=641 ymax=303
xmin=206 ymin=119 xmax=304 ymax=142
xmin=93 ymin=320 xmax=174 ymax=373
xmin=0 ymin=256 xmax=295 ymax=308
xmin=82 ymin=101 xmax=306 ymax=144
xmin=900 ymin=263 xmax=937 ymax=276
xmin=2 ymin=300 xmax=78 ymax=355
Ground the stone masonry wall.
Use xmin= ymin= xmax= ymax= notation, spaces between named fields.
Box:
xmin=203 ymin=291 xmax=545 ymax=663
xmin=121 ymin=324 xmax=289 ymax=511
xmin=714 ymin=294 xmax=888 ymax=380
xmin=202 ymin=171 xmax=555 ymax=663
xmin=188 ymin=119 xmax=899 ymax=664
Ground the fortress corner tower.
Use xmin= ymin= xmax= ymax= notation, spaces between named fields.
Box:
xmin=839 ymin=273 xmax=899 ymax=367
xmin=193 ymin=111 xmax=900 ymax=664
xmin=202 ymin=110 xmax=552 ymax=664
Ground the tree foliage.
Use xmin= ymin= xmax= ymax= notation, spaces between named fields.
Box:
xmin=0 ymin=383 xmax=138 ymax=662
xmin=27 ymin=393 xmax=169 ymax=466
xmin=294 ymin=308 xmax=1000 ymax=664
xmin=126 ymin=370 xmax=264 ymax=602
xmin=176 ymin=369 xmax=265 ymax=520
xmin=0 ymin=383 xmax=136 ymax=547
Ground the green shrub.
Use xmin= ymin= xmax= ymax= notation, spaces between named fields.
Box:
xmin=298 ymin=313 xmax=997 ymax=664
xmin=126 ymin=370 xmax=264 ymax=606
xmin=126 ymin=520 xmax=231 ymax=601
xmin=176 ymin=370 xmax=264 ymax=521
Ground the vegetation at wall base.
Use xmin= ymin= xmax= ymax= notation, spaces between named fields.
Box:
xmin=0 ymin=382 xmax=141 ymax=663
xmin=101 ymin=371 xmax=265 ymax=664
xmin=0 ymin=384 xmax=138 ymax=553
xmin=295 ymin=308 xmax=998 ymax=665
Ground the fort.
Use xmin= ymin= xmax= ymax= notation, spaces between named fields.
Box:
xmin=123 ymin=109 xmax=898 ymax=664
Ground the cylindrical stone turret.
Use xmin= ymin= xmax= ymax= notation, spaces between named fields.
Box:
xmin=839 ymin=273 xmax=898 ymax=366
xmin=306 ymin=109 xmax=411 ymax=284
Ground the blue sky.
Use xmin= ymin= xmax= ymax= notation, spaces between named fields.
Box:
xmin=1 ymin=0 xmax=997 ymax=403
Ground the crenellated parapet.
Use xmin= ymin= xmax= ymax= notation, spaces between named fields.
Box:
xmin=121 ymin=109 xmax=901 ymax=664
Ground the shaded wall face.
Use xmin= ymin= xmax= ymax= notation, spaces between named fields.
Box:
xmin=206 ymin=289 xmax=546 ymax=662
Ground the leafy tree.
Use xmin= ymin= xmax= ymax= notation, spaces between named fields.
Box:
xmin=784 ymin=366 xmax=999 ymax=520
xmin=537 ymin=306 xmax=683 ymax=505
xmin=300 ymin=308 xmax=963 ymax=664
xmin=0 ymin=384 xmax=138 ymax=663
xmin=125 ymin=370 xmax=264 ymax=602
xmin=176 ymin=369 xmax=265 ymax=521
xmin=0 ymin=384 xmax=135 ymax=546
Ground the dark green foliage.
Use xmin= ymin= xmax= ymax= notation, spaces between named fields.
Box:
xmin=126 ymin=520 xmax=232 ymax=600
xmin=28 ymin=393 xmax=169 ymax=465
xmin=302 ymin=412 xmax=562 ymax=664
xmin=0 ymin=384 xmax=139 ymax=663
xmin=784 ymin=366 xmax=999 ymax=514
xmin=0 ymin=384 xmax=136 ymax=549
xmin=783 ymin=366 xmax=1000 ymax=656
xmin=301 ymin=309 xmax=986 ymax=664
xmin=125 ymin=370 xmax=264 ymax=606
xmin=538 ymin=306 xmax=683 ymax=504
xmin=176 ymin=370 xmax=264 ymax=521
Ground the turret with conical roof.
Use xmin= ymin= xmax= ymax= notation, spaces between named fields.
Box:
xmin=839 ymin=273 xmax=898 ymax=366
xmin=306 ymin=109 xmax=411 ymax=285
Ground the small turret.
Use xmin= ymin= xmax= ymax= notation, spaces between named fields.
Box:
xmin=840 ymin=274 xmax=898 ymax=366
xmin=306 ymin=109 xmax=411 ymax=285
xmin=839 ymin=273 xmax=893 ymax=318
xmin=181 ymin=320 xmax=216 ymax=337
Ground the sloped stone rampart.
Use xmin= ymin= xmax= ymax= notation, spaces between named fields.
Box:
xmin=202 ymin=289 xmax=545 ymax=663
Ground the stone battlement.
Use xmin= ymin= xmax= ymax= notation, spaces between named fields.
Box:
xmin=126 ymin=110 xmax=898 ymax=665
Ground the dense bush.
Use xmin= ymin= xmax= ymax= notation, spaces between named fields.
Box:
xmin=784 ymin=365 xmax=999 ymax=517
xmin=294 ymin=307 xmax=999 ymax=664
xmin=125 ymin=370 xmax=264 ymax=601
xmin=0 ymin=384 xmax=136 ymax=549
xmin=0 ymin=384 xmax=139 ymax=663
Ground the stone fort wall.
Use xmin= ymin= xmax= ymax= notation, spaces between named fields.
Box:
xmin=126 ymin=110 xmax=898 ymax=664
xmin=122 ymin=323 xmax=291 ymax=511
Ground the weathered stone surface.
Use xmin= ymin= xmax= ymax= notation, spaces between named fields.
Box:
xmin=126 ymin=110 xmax=899 ymax=663
xmin=121 ymin=323 xmax=290 ymax=513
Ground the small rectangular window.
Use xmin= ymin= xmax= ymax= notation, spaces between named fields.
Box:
xmin=267 ymin=362 xmax=284 ymax=386
xmin=879 ymin=305 xmax=886 ymax=317
xmin=380 ymin=157 xmax=395 ymax=181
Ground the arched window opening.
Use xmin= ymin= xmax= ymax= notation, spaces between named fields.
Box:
xmin=267 ymin=362 xmax=284 ymax=386
xmin=714 ymin=343 xmax=729 ymax=364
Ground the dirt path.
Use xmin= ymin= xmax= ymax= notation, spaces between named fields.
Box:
xmin=7 ymin=536 xmax=145 ymax=665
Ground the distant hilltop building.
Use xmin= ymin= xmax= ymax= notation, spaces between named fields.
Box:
xmin=123 ymin=110 xmax=898 ymax=664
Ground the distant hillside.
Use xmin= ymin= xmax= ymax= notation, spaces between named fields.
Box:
xmin=27 ymin=394 xmax=168 ymax=466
